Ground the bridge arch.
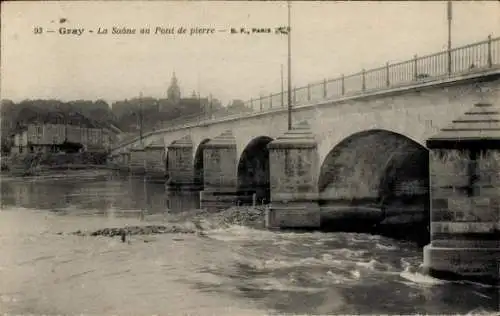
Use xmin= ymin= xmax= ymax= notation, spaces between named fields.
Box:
xmin=161 ymin=148 xmax=167 ymax=178
xmin=318 ymin=129 xmax=429 ymax=219
xmin=193 ymin=138 xmax=211 ymax=190
xmin=165 ymin=149 xmax=171 ymax=180
xmin=237 ymin=136 xmax=274 ymax=205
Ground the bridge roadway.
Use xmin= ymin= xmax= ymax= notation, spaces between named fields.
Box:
xmin=108 ymin=36 xmax=500 ymax=284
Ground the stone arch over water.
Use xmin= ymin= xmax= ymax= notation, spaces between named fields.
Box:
xmin=318 ymin=129 xmax=429 ymax=219
xmin=164 ymin=144 xmax=172 ymax=181
xmin=193 ymin=138 xmax=211 ymax=190
xmin=237 ymin=136 xmax=274 ymax=205
xmin=161 ymin=148 xmax=167 ymax=176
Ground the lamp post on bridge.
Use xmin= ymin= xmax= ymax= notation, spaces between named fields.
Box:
xmin=209 ymin=93 xmax=213 ymax=120
xmin=447 ymin=0 xmax=452 ymax=75
xmin=287 ymin=0 xmax=292 ymax=130
xmin=281 ymin=64 xmax=284 ymax=107
xmin=138 ymin=92 xmax=144 ymax=146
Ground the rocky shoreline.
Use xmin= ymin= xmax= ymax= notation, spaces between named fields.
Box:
xmin=72 ymin=224 xmax=198 ymax=237
xmin=69 ymin=205 xmax=429 ymax=246
xmin=70 ymin=206 xmax=267 ymax=239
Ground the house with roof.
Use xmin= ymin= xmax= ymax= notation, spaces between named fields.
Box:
xmin=10 ymin=111 xmax=115 ymax=155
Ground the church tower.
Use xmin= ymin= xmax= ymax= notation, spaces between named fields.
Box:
xmin=167 ymin=72 xmax=181 ymax=104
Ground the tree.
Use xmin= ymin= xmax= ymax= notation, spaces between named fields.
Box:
xmin=226 ymin=99 xmax=252 ymax=114
xmin=1 ymin=137 xmax=12 ymax=154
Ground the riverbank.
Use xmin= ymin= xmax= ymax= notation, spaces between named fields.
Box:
xmin=41 ymin=164 xmax=110 ymax=171
xmin=1 ymin=152 xmax=108 ymax=176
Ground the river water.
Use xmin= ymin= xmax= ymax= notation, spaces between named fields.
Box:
xmin=0 ymin=170 xmax=498 ymax=315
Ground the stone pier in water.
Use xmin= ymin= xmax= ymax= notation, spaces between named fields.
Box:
xmin=265 ymin=122 xmax=321 ymax=229
xmin=422 ymin=103 xmax=500 ymax=284
xmin=107 ymin=88 xmax=500 ymax=283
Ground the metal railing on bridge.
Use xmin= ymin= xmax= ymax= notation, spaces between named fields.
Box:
xmin=114 ymin=35 xmax=500 ymax=150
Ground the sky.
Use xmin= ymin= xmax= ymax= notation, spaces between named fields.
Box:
xmin=1 ymin=1 xmax=499 ymax=106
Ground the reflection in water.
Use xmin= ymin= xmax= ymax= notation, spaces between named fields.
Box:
xmin=167 ymin=190 xmax=200 ymax=212
xmin=0 ymin=170 xmax=498 ymax=315
xmin=0 ymin=171 xmax=201 ymax=216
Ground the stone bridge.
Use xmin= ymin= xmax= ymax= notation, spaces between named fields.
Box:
xmin=110 ymin=69 xmax=500 ymax=207
xmin=109 ymin=37 xmax=500 ymax=283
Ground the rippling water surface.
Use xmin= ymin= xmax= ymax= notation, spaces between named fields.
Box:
xmin=0 ymin=170 xmax=498 ymax=315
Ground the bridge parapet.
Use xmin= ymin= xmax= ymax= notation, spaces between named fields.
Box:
xmin=112 ymin=35 xmax=500 ymax=152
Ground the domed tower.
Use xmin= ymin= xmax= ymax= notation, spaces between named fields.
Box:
xmin=167 ymin=72 xmax=181 ymax=104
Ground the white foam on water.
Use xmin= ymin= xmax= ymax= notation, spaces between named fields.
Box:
xmin=206 ymin=225 xmax=277 ymax=242
xmin=234 ymin=254 xmax=328 ymax=272
xmin=375 ymin=242 xmax=399 ymax=251
xmin=236 ymin=248 xmax=379 ymax=273
xmin=350 ymin=269 xmax=362 ymax=279
xmin=321 ymin=253 xmax=333 ymax=261
xmin=330 ymin=248 xmax=367 ymax=258
xmin=351 ymin=233 xmax=382 ymax=242
xmin=248 ymin=278 xmax=326 ymax=293
xmin=400 ymin=257 xmax=421 ymax=271
xmin=471 ymin=291 xmax=492 ymax=299
xmin=262 ymin=257 xmax=325 ymax=269
xmin=320 ymin=270 xmax=359 ymax=285
xmin=399 ymin=266 xmax=447 ymax=286
xmin=465 ymin=307 xmax=500 ymax=316
xmin=355 ymin=258 xmax=395 ymax=272
xmin=233 ymin=250 xmax=373 ymax=279
xmin=272 ymin=239 xmax=293 ymax=246
xmin=459 ymin=280 xmax=500 ymax=289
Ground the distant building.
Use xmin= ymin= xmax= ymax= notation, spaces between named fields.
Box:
xmin=1 ymin=116 xmax=14 ymax=141
xmin=167 ymin=72 xmax=181 ymax=104
xmin=10 ymin=112 xmax=115 ymax=155
xmin=159 ymin=72 xmax=211 ymax=114
xmin=0 ymin=100 xmax=16 ymax=140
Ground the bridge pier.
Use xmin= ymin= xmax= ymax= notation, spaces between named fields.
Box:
xmin=121 ymin=152 xmax=131 ymax=172
xmin=423 ymin=103 xmax=500 ymax=284
xmin=129 ymin=144 xmax=146 ymax=175
xmin=166 ymin=135 xmax=198 ymax=191
xmin=266 ymin=122 xmax=321 ymax=229
xmin=107 ymin=154 xmax=119 ymax=170
xmin=167 ymin=189 xmax=200 ymax=211
xmin=144 ymin=139 xmax=167 ymax=183
xmin=200 ymin=131 xmax=239 ymax=210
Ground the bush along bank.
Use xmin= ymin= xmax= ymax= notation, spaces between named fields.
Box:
xmin=2 ymin=151 xmax=108 ymax=176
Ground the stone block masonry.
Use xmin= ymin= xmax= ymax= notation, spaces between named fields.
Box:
xmin=200 ymin=130 xmax=239 ymax=210
xmin=266 ymin=122 xmax=321 ymax=229
xmin=166 ymin=135 xmax=195 ymax=190
xmin=129 ymin=146 xmax=146 ymax=175
xmin=107 ymin=69 xmax=500 ymax=284
xmin=144 ymin=139 xmax=167 ymax=182
xmin=423 ymin=102 xmax=500 ymax=284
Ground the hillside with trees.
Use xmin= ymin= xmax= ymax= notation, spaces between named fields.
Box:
xmin=2 ymin=72 xmax=255 ymax=151
xmin=1 ymin=97 xmax=253 ymax=153
xmin=110 ymin=97 xmax=252 ymax=133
